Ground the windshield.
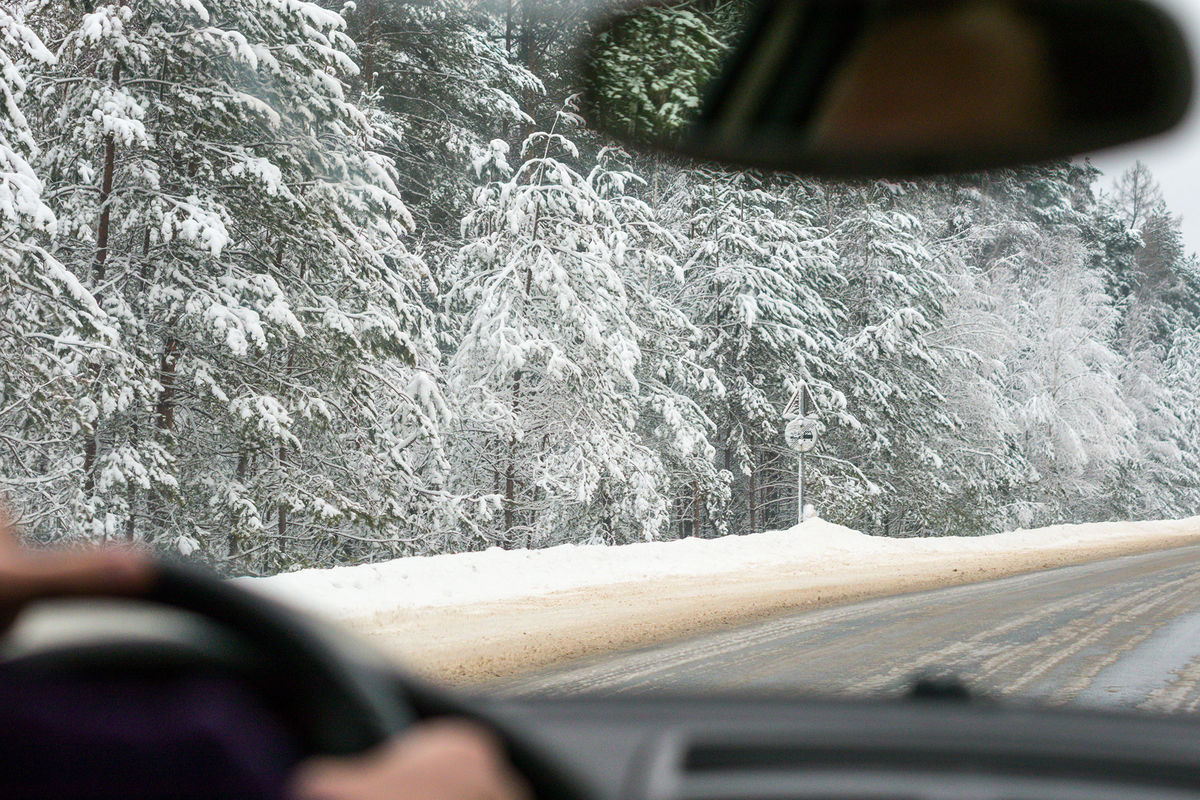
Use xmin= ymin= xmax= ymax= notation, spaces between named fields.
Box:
xmin=2 ymin=0 xmax=1199 ymax=710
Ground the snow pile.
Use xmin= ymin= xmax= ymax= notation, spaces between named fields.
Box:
xmin=243 ymin=516 xmax=1200 ymax=622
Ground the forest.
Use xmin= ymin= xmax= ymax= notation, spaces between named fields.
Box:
xmin=2 ymin=0 xmax=1199 ymax=574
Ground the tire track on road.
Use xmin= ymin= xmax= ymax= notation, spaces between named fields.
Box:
xmin=492 ymin=544 xmax=1200 ymax=712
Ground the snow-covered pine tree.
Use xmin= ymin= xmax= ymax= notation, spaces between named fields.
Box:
xmin=597 ymin=151 xmax=723 ymax=541
xmin=447 ymin=109 xmax=680 ymax=546
xmin=341 ymin=0 xmax=542 ymax=233
xmin=816 ymin=180 xmax=957 ymax=536
xmin=666 ymin=168 xmax=844 ymax=535
xmin=25 ymin=0 xmax=447 ymax=568
xmin=0 ymin=8 xmax=118 ymax=537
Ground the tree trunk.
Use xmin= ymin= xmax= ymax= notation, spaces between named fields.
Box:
xmin=277 ymin=245 xmax=294 ymax=543
xmin=503 ymin=430 xmax=517 ymax=539
xmin=277 ymin=487 xmax=287 ymax=540
xmin=747 ymin=437 xmax=757 ymax=534
xmin=82 ymin=59 xmax=122 ymax=498
xmin=771 ymin=453 xmax=780 ymax=527
xmin=503 ymin=190 xmax=538 ymax=541
xmin=92 ymin=62 xmax=120 ymax=287
xmin=155 ymin=337 xmax=178 ymax=431
xmin=125 ymin=420 xmax=138 ymax=541
xmin=503 ymin=267 xmax=534 ymax=541
xmin=360 ymin=0 xmax=377 ymax=96
xmin=229 ymin=451 xmax=247 ymax=558
xmin=278 ymin=347 xmax=293 ymax=543
xmin=505 ymin=0 xmax=514 ymax=54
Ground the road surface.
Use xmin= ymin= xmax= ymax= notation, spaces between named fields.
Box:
xmin=488 ymin=542 xmax=1200 ymax=713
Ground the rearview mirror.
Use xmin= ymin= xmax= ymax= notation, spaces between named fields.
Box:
xmin=581 ymin=0 xmax=1193 ymax=175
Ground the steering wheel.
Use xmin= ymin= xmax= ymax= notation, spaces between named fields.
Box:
xmin=2 ymin=559 xmax=411 ymax=755
xmin=0 ymin=558 xmax=593 ymax=800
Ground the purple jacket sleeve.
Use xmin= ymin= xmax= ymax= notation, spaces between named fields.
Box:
xmin=0 ymin=665 xmax=301 ymax=800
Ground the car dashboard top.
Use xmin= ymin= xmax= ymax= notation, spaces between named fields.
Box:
xmin=474 ymin=691 xmax=1200 ymax=800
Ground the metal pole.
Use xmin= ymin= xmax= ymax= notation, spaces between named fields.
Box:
xmin=798 ymin=453 xmax=805 ymax=524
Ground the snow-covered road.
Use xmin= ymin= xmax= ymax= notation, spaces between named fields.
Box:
xmin=490 ymin=542 xmax=1200 ymax=712
xmin=246 ymin=516 xmax=1200 ymax=685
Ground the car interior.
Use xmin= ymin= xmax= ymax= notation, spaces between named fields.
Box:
xmin=3 ymin=0 xmax=1200 ymax=798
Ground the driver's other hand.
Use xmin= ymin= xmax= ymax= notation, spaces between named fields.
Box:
xmin=290 ymin=720 xmax=533 ymax=800
xmin=0 ymin=505 xmax=152 ymax=632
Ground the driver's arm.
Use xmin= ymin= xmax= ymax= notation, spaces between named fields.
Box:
xmin=0 ymin=507 xmax=531 ymax=800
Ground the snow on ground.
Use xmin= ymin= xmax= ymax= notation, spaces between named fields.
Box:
xmin=243 ymin=516 xmax=1200 ymax=684
xmin=245 ymin=516 xmax=1200 ymax=618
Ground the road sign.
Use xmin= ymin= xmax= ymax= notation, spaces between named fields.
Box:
xmin=783 ymin=382 xmax=815 ymax=419
xmin=782 ymin=391 xmax=800 ymax=419
xmin=783 ymin=381 xmax=822 ymax=525
xmin=785 ymin=416 xmax=821 ymax=453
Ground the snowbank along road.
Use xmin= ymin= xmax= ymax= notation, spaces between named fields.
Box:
xmin=248 ymin=517 xmax=1200 ymax=689
xmin=489 ymin=542 xmax=1200 ymax=713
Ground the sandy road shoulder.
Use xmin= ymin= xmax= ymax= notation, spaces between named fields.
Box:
xmin=341 ymin=526 xmax=1200 ymax=686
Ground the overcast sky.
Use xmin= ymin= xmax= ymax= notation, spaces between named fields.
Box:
xmin=1086 ymin=0 xmax=1200 ymax=255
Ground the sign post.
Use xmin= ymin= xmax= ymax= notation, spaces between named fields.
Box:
xmin=800 ymin=451 xmax=805 ymax=524
xmin=783 ymin=382 xmax=820 ymax=524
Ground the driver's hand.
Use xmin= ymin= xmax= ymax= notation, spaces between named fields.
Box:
xmin=289 ymin=720 xmax=532 ymax=800
xmin=0 ymin=506 xmax=528 ymax=800
xmin=0 ymin=506 xmax=152 ymax=631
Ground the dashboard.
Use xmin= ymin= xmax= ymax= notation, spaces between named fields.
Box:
xmin=474 ymin=692 xmax=1200 ymax=800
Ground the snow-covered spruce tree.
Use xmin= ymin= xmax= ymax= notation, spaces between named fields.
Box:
xmin=447 ymin=111 xmax=680 ymax=546
xmin=0 ymin=8 xmax=120 ymax=537
xmin=666 ymin=169 xmax=844 ymax=535
xmin=26 ymin=0 xmax=448 ymax=568
xmin=599 ymin=151 xmax=723 ymax=541
xmin=1102 ymin=170 xmax=1190 ymax=347
xmin=815 ymin=181 xmax=958 ymax=537
xmin=877 ymin=186 xmax=1000 ymax=536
